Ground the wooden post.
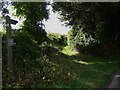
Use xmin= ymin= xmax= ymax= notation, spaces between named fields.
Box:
xmin=6 ymin=15 xmax=13 ymax=76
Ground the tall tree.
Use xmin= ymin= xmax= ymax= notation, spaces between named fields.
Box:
xmin=13 ymin=2 xmax=49 ymax=44
xmin=52 ymin=2 xmax=120 ymax=55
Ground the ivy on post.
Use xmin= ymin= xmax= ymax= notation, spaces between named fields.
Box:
xmin=5 ymin=15 xmax=18 ymax=82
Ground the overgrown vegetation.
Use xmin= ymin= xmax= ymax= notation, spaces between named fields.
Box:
xmin=13 ymin=2 xmax=48 ymax=45
xmin=41 ymin=47 xmax=120 ymax=88
xmin=53 ymin=2 xmax=120 ymax=56
xmin=2 ymin=30 xmax=75 ymax=88
xmin=47 ymin=33 xmax=67 ymax=51
xmin=1 ymin=1 xmax=120 ymax=89
xmin=48 ymin=33 xmax=67 ymax=46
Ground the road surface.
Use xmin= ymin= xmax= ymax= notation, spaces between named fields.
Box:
xmin=108 ymin=69 xmax=120 ymax=89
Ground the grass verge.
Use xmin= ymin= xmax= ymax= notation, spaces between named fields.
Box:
xmin=46 ymin=46 xmax=120 ymax=88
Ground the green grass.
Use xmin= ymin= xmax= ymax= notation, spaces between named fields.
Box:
xmin=39 ymin=46 xmax=120 ymax=88
xmin=61 ymin=46 xmax=79 ymax=56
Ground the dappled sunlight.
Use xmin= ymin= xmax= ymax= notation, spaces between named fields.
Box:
xmin=73 ymin=60 xmax=95 ymax=65
xmin=61 ymin=46 xmax=79 ymax=56
xmin=2 ymin=1 xmax=120 ymax=88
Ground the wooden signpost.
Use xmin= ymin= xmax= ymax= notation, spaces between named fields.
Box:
xmin=6 ymin=15 xmax=18 ymax=77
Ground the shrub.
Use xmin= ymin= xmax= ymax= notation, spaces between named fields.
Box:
xmin=47 ymin=33 xmax=67 ymax=46
xmin=3 ymin=56 xmax=76 ymax=88
xmin=40 ymin=41 xmax=59 ymax=58
xmin=2 ymin=31 xmax=76 ymax=88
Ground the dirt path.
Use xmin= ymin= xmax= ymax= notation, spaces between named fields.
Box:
xmin=108 ymin=69 xmax=120 ymax=89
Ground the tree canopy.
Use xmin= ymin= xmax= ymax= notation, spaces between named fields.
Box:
xmin=2 ymin=2 xmax=120 ymax=88
xmin=52 ymin=2 xmax=120 ymax=55
xmin=13 ymin=2 xmax=49 ymax=44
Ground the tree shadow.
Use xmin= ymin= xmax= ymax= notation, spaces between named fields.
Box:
xmin=49 ymin=50 xmax=119 ymax=75
xmin=51 ymin=50 xmax=119 ymax=63
xmin=48 ymin=50 xmax=119 ymax=88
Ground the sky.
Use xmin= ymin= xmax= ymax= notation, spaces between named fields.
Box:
xmin=0 ymin=3 xmax=71 ymax=35
xmin=43 ymin=10 xmax=71 ymax=34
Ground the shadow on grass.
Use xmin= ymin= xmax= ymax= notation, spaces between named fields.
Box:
xmin=48 ymin=50 xmax=120 ymax=88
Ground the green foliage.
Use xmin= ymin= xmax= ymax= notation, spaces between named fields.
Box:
xmin=13 ymin=2 xmax=49 ymax=44
xmin=13 ymin=2 xmax=48 ymax=19
xmin=47 ymin=33 xmax=67 ymax=46
xmin=47 ymin=46 xmax=119 ymax=88
xmin=53 ymin=2 xmax=120 ymax=56
xmin=49 ymin=51 xmax=119 ymax=88
xmin=12 ymin=30 xmax=41 ymax=61
xmin=2 ymin=30 xmax=75 ymax=88
xmin=67 ymin=29 xmax=76 ymax=50
xmin=40 ymin=41 xmax=59 ymax=58
xmin=2 ymin=2 xmax=120 ymax=88
xmin=68 ymin=28 xmax=99 ymax=55
xmin=62 ymin=46 xmax=78 ymax=56
xmin=4 ymin=57 xmax=75 ymax=88
xmin=2 ymin=29 xmax=119 ymax=88
xmin=2 ymin=30 xmax=40 ymax=88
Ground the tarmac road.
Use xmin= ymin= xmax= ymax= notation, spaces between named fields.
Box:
xmin=108 ymin=69 xmax=120 ymax=89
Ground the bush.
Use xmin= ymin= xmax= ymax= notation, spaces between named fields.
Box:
xmin=40 ymin=41 xmax=59 ymax=58
xmin=47 ymin=33 xmax=67 ymax=46
xmin=3 ymin=56 xmax=76 ymax=88
xmin=2 ymin=30 xmax=76 ymax=88
xmin=68 ymin=29 xmax=99 ymax=52
xmin=76 ymin=43 xmax=102 ymax=56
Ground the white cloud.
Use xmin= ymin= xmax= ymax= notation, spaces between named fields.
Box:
xmin=43 ymin=11 xmax=71 ymax=34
